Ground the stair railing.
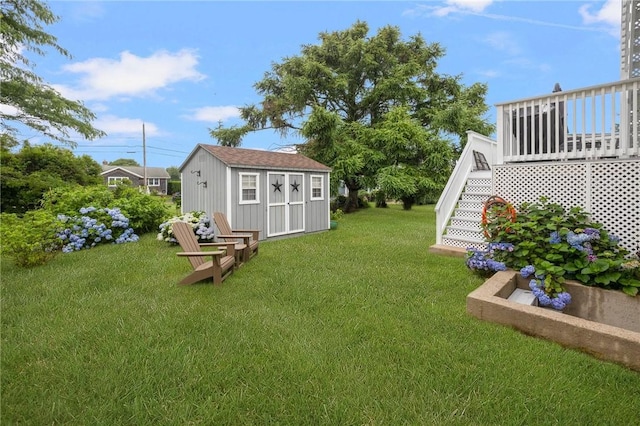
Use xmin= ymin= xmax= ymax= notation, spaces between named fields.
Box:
xmin=435 ymin=131 xmax=497 ymax=245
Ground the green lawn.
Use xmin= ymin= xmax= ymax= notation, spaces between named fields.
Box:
xmin=2 ymin=204 xmax=639 ymax=425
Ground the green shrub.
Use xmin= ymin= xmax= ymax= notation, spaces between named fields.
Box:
xmin=41 ymin=184 xmax=170 ymax=234
xmin=110 ymin=187 xmax=171 ymax=233
xmin=41 ymin=185 xmax=115 ymax=214
xmin=373 ymin=189 xmax=387 ymax=208
xmin=168 ymin=180 xmax=181 ymax=194
xmin=330 ymin=209 xmax=344 ymax=221
xmin=0 ymin=211 xmax=61 ymax=267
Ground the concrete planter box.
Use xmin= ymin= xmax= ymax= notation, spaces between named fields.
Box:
xmin=467 ymin=270 xmax=640 ymax=371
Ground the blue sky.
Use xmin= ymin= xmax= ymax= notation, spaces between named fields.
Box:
xmin=11 ymin=0 xmax=623 ymax=168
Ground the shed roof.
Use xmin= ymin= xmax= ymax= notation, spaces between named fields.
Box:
xmin=195 ymin=144 xmax=331 ymax=172
xmin=101 ymin=165 xmax=170 ymax=178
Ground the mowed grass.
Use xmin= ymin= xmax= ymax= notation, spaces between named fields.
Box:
xmin=2 ymin=204 xmax=639 ymax=425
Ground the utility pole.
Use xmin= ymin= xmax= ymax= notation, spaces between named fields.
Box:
xmin=143 ymin=123 xmax=148 ymax=194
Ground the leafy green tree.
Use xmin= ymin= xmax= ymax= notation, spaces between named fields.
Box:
xmin=372 ymin=107 xmax=453 ymax=210
xmin=109 ymin=158 xmax=140 ymax=166
xmin=0 ymin=0 xmax=105 ymax=147
xmin=166 ymin=166 xmax=181 ymax=181
xmin=211 ymin=21 xmax=493 ymax=211
xmin=0 ymin=142 xmax=102 ymax=213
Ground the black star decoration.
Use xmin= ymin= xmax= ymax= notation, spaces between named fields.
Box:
xmin=291 ymin=181 xmax=300 ymax=192
xmin=272 ymin=179 xmax=283 ymax=193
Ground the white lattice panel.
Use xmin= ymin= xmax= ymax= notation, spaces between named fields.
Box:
xmin=494 ymin=159 xmax=639 ymax=254
xmin=442 ymin=237 xmax=486 ymax=250
xmin=589 ymin=161 xmax=640 ymax=255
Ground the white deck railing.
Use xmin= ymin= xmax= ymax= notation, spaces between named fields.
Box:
xmin=496 ymin=78 xmax=640 ymax=163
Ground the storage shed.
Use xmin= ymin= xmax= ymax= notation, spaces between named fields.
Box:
xmin=179 ymin=144 xmax=332 ymax=240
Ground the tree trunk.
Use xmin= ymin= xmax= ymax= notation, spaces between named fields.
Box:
xmin=344 ymin=180 xmax=361 ymax=213
xmin=401 ymin=196 xmax=414 ymax=210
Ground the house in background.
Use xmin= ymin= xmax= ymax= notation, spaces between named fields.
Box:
xmin=179 ymin=144 xmax=332 ymax=241
xmin=432 ymin=0 xmax=639 ymax=256
xmin=100 ymin=164 xmax=171 ymax=194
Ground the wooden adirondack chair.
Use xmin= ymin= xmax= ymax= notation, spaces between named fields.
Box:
xmin=173 ymin=221 xmax=236 ymax=285
xmin=213 ymin=212 xmax=259 ymax=264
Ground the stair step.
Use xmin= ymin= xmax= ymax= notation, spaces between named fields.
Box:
xmin=464 ymin=185 xmax=491 ymax=195
xmin=460 ymin=193 xmax=490 ymax=203
xmin=457 ymin=201 xmax=484 ymax=210
xmin=453 ymin=208 xmax=482 ymax=220
xmin=450 ymin=218 xmax=483 ymax=230
xmin=468 ymin=170 xmax=492 ymax=179
xmin=445 ymin=226 xmax=485 ymax=242
xmin=466 ymin=178 xmax=491 ymax=186
xmin=441 ymin=236 xmax=487 ymax=251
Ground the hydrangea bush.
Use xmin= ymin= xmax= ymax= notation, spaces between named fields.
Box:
xmin=467 ymin=197 xmax=640 ymax=307
xmin=465 ymin=242 xmax=512 ymax=276
xmin=157 ymin=211 xmax=215 ymax=244
xmin=57 ymin=207 xmax=139 ymax=252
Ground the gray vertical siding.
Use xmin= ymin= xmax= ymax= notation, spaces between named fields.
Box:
xmin=181 ymin=149 xmax=227 ymax=219
xmin=230 ymin=168 xmax=266 ymax=239
xmin=181 ymin=147 xmax=330 ymax=241
xmin=305 ymin=172 xmax=330 ymax=233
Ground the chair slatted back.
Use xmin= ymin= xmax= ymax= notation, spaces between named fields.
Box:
xmin=213 ymin=212 xmax=233 ymax=236
xmin=172 ymin=221 xmax=205 ymax=269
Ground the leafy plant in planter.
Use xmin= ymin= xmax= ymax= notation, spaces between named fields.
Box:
xmin=467 ymin=197 xmax=640 ymax=304
xmin=330 ymin=208 xmax=344 ymax=230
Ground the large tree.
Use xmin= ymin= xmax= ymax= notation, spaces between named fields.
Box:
xmin=0 ymin=0 xmax=105 ymax=148
xmin=1 ymin=141 xmax=102 ymax=213
xmin=211 ymin=21 xmax=493 ymax=211
xmin=109 ymin=158 xmax=140 ymax=167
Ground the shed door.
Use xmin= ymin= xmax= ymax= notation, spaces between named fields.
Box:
xmin=267 ymin=172 xmax=305 ymax=237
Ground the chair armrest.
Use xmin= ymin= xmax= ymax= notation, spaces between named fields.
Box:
xmin=199 ymin=242 xmax=236 ymax=255
xmin=231 ymin=229 xmax=260 ymax=240
xmin=177 ymin=251 xmax=224 ymax=257
xmin=217 ymin=234 xmax=252 ymax=244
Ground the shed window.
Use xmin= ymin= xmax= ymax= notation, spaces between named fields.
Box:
xmin=240 ymin=173 xmax=259 ymax=204
xmin=108 ymin=176 xmax=130 ymax=187
xmin=311 ymin=175 xmax=324 ymax=200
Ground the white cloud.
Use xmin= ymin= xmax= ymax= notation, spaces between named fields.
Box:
xmin=484 ymin=31 xmax=521 ymax=55
xmin=423 ymin=0 xmax=495 ymax=17
xmin=475 ymin=69 xmax=500 ymax=79
xmin=94 ymin=115 xmax=159 ymax=136
xmin=55 ymin=49 xmax=205 ymax=101
xmin=579 ymin=0 xmax=621 ymax=36
xmin=68 ymin=1 xmax=106 ymax=22
xmin=405 ymin=1 xmax=615 ymax=35
xmin=504 ymin=58 xmax=551 ymax=73
xmin=185 ymin=106 xmax=241 ymax=123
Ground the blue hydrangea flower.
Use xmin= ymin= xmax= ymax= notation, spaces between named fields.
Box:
xmin=557 ymin=292 xmax=572 ymax=304
xmin=549 ymin=231 xmax=561 ymax=244
xmin=550 ymin=298 xmax=566 ymax=310
xmin=520 ymin=265 xmax=535 ymax=278
xmin=538 ymin=294 xmax=552 ymax=306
